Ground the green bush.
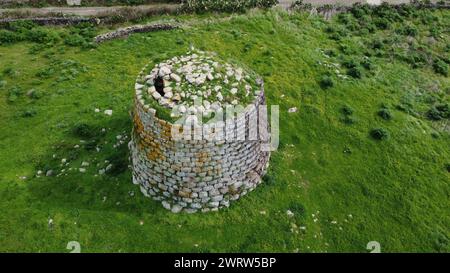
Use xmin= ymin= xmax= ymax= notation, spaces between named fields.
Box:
xmin=341 ymin=115 xmax=357 ymax=125
xmin=318 ymin=75 xmax=334 ymax=89
xmin=433 ymin=59 xmax=449 ymax=76
xmin=340 ymin=105 xmax=356 ymax=124
xmin=181 ymin=0 xmax=277 ymax=13
xmin=7 ymin=86 xmax=23 ymax=103
xmin=361 ymin=58 xmax=373 ymax=70
xmin=341 ymin=105 xmax=354 ymax=115
xmin=72 ymin=123 xmax=98 ymax=139
xmin=350 ymin=3 xmax=372 ymax=19
xmin=106 ymin=147 xmax=129 ymax=175
xmin=347 ymin=67 xmax=362 ymax=78
xmin=396 ymin=24 xmax=418 ymax=36
xmin=27 ymin=89 xmax=44 ymax=100
xmin=370 ymin=128 xmax=390 ymax=140
xmin=1 ymin=21 xmax=59 ymax=45
xmin=378 ymin=108 xmax=393 ymax=120
xmin=426 ymin=104 xmax=450 ymax=121
xmin=27 ymin=28 xmax=59 ymax=43
xmin=374 ymin=18 xmax=390 ymax=30
xmin=64 ymin=34 xmax=87 ymax=47
xmin=288 ymin=202 xmax=306 ymax=218
xmin=7 ymin=20 xmax=37 ymax=32
xmin=291 ymin=0 xmax=312 ymax=10
xmin=21 ymin=109 xmax=37 ymax=118
xmin=0 ymin=30 xmax=21 ymax=44
xmin=63 ymin=24 xmax=97 ymax=49
xmin=342 ymin=58 xmax=358 ymax=69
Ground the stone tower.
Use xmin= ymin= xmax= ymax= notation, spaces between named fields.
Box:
xmin=129 ymin=50 xmax=271 ymax=213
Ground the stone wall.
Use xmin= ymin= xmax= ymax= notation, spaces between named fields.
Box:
xmin=128 ymin=63 xmax=271 ymax=213
xmin=94 ymin=23 xmax=177 ymax=43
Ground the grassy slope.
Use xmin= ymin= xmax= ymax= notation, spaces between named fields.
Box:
xmin=0 ymin=9 xmax=449 ymax=252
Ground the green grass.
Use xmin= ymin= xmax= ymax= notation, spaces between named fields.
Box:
xmin=0 ymin=7 xmax=449 ymax=253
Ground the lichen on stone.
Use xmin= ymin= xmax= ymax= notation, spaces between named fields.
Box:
xmin=135 ymin=50 xmax=261 ymax=121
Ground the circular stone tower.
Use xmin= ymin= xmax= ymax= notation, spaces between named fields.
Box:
xmin=129 ymin=50 xmax=271 ymax=213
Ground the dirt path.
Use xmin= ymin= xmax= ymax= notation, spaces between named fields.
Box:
xmin=0 ymin=3 xmax=178 ymax=16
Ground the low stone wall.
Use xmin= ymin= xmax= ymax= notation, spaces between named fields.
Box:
xmin=128 ymin=61 xmax=271 ymax=213
xmin=94 ymin=22 xmax=177 ymax=43
xmin=0 ymin=16 xmax=99 ymax=25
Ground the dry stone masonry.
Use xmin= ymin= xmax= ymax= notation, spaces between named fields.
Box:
xmin=129 ymin=50 xmax=271 ymax=213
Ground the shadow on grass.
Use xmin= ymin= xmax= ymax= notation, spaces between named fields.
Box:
xmin=25 ymin=113 xmax=161 ymax=217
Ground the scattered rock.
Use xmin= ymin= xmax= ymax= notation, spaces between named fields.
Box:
xmin=162 ymin=201 xmax=171 ymax=210
xmin=171 ymin=205 xmax=182 ymax=213
xmin=288 ymin=107 xmax=298 ymax=113
xmin=286 ymin=210 xmax=294 ymax=217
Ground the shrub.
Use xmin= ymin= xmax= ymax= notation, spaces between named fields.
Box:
xmin=370 ymin=128 xmax=390 ymax=140
xmin=27 ymin=28 xmax=59 ymax=44
xmin=7 ymin=86 xmax=23 ymax=103
xmin=3 ymin=67 xmax=16 ymax=77
xmin=378 ymin=108 xmax=393 ymax=120
xmin=262 ymin=172 xmax=275 ymax=186
xmin=72 ymin=123 xmax=97 ymax=139
xmin=7 ymin=20 xmax=37 ymax=32
xmin=374 ymin=18 xmax=390 ymax=30
xmin=371 ymin=39 xmax=384 ymax=50
xmin=64 ymin=34 xmax=87 ymax=47
xmin=36 ymin=67 xmax=55 ymax=79
xmin=426 ymin=104 xmax=450 ymax=121
xmin=0 ymin=30 xmax=21 ymax=44
xmin=433 ymin=59 xmax=448 ymax=76
xmin=350 ymin=3 xmax=372 ymax=19
xmin=340 ymin=105 xmax=356 ymax=124
xmin=342 ymin=58 xmax=358 ymax=69
xmin=347 ymin=67 xmax=362 ymax=78
xmin=106 ymin=147 xmax=129 ymax=175
xmin=341 ymin=105 xmax=354 ymax=115
xmin=361 ymin=58 xmax=373 ymax=70
xmin=396 ymin=24 xmax=418 ymax=36
xmin=318 ymin=75 xmax=334 ymax=89
xmin=181 ymin=0 xmax=277 ymax=13
xmin=291 ymin=0 xmax=312 ymax=10
xmin=21 ymin=109 xmax=37 ymax=118
xmin=27 ymin=89 xmax=44 ymax=100
xmin=341 ymin=115 xmax=357 ymax=125
xmin=288 ymin=202 xmax=306 ymax=218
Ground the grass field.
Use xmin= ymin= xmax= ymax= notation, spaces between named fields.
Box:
xmin=0 ymin=5 xmax=449 ymax=252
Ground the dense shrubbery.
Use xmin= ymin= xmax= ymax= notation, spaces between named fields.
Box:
xmin=340 ymin=105 xmax=357 ymax=125
xmin=72 ymin=123 xmax=98 ymax=139
xmin=433 ymin=59 xmax=449 ymax=76
xmin=318 ymin=75 xmax=334 ymax=89
xmin=378 ymin=107 xmax=393 ymax=120
xmin=0 ymin=20 xmax=60 ymax=45
xmin=319 ymin=2 xmax=449 ymax=79
xmin=181 ymin=0 xmax=277 ymax=13
xmin=370 ymin=128 xmax=390 ymax=140
xmin=0 ymin=20 xmax=98 ymax=48
xmin=426 ymin=103 xmax=450 ymax=121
